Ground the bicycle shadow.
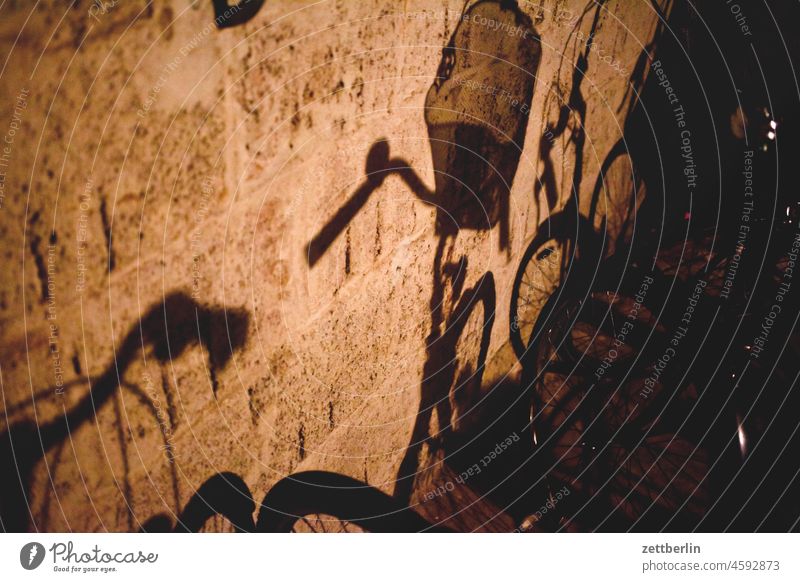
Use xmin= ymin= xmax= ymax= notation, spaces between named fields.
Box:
xmin=303 ymin=0 xmax=539 ymax=510
xmin=394 ymin=0 xmax=539 ymax=505
xmin=0 ymin=292 xmax=249 ymax=532
xmin=142 ymin=469 xmax=442 ymax=533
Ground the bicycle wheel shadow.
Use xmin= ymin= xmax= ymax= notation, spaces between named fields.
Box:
xmin=0 ymin=292 xmax=250 ymax=532
xmin=140 ymin=472 xmax=256 ymax=533
xmin=142 ymin=469 xmax=444 ymax=533
xmin=257 ymin=470 xmax=444 ymax=532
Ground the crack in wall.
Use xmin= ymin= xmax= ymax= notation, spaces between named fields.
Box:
xmin=99 ymin=197 xmax=116 ymax=272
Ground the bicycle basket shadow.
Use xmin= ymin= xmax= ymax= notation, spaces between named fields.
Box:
xmin=424 ymin=0 xmax=540 ymax=248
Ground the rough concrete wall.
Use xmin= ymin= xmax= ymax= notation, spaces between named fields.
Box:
xmin=0 ymin=0 xmax=668 ymax=531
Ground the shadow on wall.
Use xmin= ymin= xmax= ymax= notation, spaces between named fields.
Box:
xmin=141 ymin=469 xmax=441 ymax=533
xmin=211 ymin=0 xmax=265 ymax=28
xmin=392 ymin=0 xmax=539 ymax=504
xmin=304 ymin=0 xmax=540 ymax=508
xmin=305 ymin=0 xmax=540 ymax=264
xmin=0 ymin=292 xmax=249 ymax=532
xmin=139 ymin=472 xmax=256 ymax=532
xmin=423 ymin=0 xmax=540 ymax=251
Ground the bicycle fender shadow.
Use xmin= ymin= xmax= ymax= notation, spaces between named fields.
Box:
xmin=256 ymin=471 xmax=450 ymax=532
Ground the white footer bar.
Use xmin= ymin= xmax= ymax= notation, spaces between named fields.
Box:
xmin=1 ymin=533 xmax=796 ymax=580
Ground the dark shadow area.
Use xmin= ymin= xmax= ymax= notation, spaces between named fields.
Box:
xmin=212 ymin=0 xmax=265 ymax=29
xmin=0 ymin=292 xmax=250 ymax=532
xmin=416 ymin=369 xmax=536 ymax=530
xmin=609 ymin=1 xmax=800 ymax=531
xmin=416 ymin=0 xmax=800 ymax=532
xmin=394 ymin=272 xmax=496 ymax=503
xmin=139 ymin=513 xmax=173 ymax=533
